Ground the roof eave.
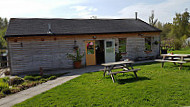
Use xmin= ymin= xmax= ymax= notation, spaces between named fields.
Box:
xmin=5 ymin=30 xmax=161 ymax=38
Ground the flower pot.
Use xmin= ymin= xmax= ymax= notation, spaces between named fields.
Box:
xmin=74 ymin=61 xmax=81 ymax=69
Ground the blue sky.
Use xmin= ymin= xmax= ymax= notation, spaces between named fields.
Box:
xmin=0 ymin=0 xmax=189 ymax=23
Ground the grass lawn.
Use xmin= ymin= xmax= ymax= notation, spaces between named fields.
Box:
xmin=168 ymin=47 xmax=190 ymax=54
xmin=14 ymin=62 xmax=190 ymax=107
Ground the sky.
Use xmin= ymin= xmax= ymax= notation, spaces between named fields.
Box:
xmin=0 ymin=0 xmax=189 ymax=23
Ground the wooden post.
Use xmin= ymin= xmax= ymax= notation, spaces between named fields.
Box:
xmin=111 ymin=74 xmax=115 ymax=83
xmin=161 ymin=62 xmax=164 ymax=68
xmin=134 ymin=71 xmax=138 ymax=79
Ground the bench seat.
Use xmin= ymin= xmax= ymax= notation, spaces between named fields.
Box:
xmin=109 ymin=68 xmax=141 ymax=75
xmin=155 ymin=59 xmax=186 ymax=70
xmin=155 ymin=59 xmax=186 ymax=63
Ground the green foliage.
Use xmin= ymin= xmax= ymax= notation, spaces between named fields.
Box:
xmin=0 ymin=17 xmax=8 ymax=48
xmin=173 ymin=39 xmax=182 ymax=50
xmin=1 ymin=88 xmax=11 ymax=95
xmin=14 ymin=62 xmax=190 ymax=107
xmin=160 ymin=9 xmax=190 ymax=50
xmin=115 ymin=52 xmax=122 ymax=61
xmin=24 ymin=75 xmax=42 ymax=81
xmin=48 ymin=76 xmax=57 ymax=80
xmin=67 ymin=49 xmax=84 ymax=62
xmin=9 ymin=77 xmax=24 ymax=86
xmin=170 ymin=9 xmax=189 ymax=39
xmin=0 ymin=77 xmax=9 ymax=91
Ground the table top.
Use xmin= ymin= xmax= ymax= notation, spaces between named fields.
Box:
xmin=101 ymin=61 xmax=134 ymax=66
xmin=161 ymin=54 xmax=190 ymax=57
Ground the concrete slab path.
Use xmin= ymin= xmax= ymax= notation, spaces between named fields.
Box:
xmin=0 ymin=65 xmax=104 ymax=107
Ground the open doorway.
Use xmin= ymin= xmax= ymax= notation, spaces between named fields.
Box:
xmin=95 ymin=40 xmax=105 ymax=64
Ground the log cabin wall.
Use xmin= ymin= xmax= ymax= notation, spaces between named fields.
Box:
xmin=7 ymin=32 xmax=160 ymax=74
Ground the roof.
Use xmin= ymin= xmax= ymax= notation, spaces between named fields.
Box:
xmin=5 ymin=18 xmax=161 ymax=37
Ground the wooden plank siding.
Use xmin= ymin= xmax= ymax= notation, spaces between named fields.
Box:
xmin=7 ymin=32 xmax=160 ymax=74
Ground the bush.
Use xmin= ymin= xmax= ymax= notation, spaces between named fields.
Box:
xmin=9 ymin=77 xmax=24 ymax=86
xmin=24 ymin=76 xmax=35 ymax=81
xmin=0 ymin=77 xmax=9 ymax=83
xmin=17 ymin=85 xmax=25 ymax=90
xmin=0 ymin=93 xmax=5 ymax=99
xmin=40 ymin=78 xmax=48 ymax=82
xmin=34 ymin=76 xmax=42 ymax=81
xmin=10 ymin=87 xmax=21 ymax=94
xmin=48 ymin=76 xmax=57 ymax=80
xmin=1 ymin=88 xmax=11 ymax=95
xmin=24 ymin=75 xmax=42 ymax=81
xmin=22 ymin=82 xmax=38 ymax=89
xmin=173 ymin=39 xmax=182 ymax=50
xmin=0 ymin=82 xmax=9 ymax=92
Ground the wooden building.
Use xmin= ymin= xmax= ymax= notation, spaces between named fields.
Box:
xmin=5 ymin=18 xmax=161 ymax=74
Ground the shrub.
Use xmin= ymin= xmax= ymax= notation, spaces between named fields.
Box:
xmin=0 ymin=82 xmax=9 ymax=92
xmin=34 ymin=76 xmax=42 ymax=81
xmin=49 ymin=76 xmax=57 ymax=80
xmin=173 ymin=39 xmax=182 ymax=50
xmin=40 ymin=78 xmax=48 ymax=82
xmin=24 ymin=75 xmax=42 ymax=81
xmin=9 ymin=77 xmax=24 ymax=86
xmin=17 ymin=85 xmax=25 ymax=91
xmin=10 ymin=87 xmax=21 ymax=94
xmin=1 ymin=88 xmax=11 ymax=95
xmin=0 ymin=77 xmax=10 ymax=83
xmin=22 ymin=82 xmax=38 ymax=89
xmin=24 ymin=76 xmax=35 ymax=81
xmin=0 ymin=93 xmax=5 ymax=99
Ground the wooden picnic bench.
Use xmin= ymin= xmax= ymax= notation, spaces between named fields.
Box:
xmin=101 ymin=61 xmax=141 ymax=83
xmin=155 ymin=54 xmax=190 ymax=70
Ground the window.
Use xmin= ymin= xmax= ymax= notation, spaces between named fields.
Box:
xmin=106 ymin=41 xmax=112 ymax=47
xmin=145 ymin=37 xmax=151 ymax=51
xmin=119 ymin=38 xmax=126 ymax=53
xmin=87 ymin=42 xmax=94 ymax=54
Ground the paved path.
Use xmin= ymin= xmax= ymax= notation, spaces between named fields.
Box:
xmin=0 ymin=65 xmax=104 ymax=107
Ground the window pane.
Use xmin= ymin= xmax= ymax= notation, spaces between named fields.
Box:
xmin=145 ymin=37 xmax=151 ymax=51
xmin=87 ymin=42 xmax=94 ymax=54
xmin=106 ymin=41 xmax=112 ymax=47
xmin=119 ymin=38 xmax=126 ymax=53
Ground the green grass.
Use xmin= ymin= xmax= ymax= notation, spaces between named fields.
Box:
xmin=14 ymin=62 xmax=190 ymax=107
xmin=168 ymin=47 xmax=190 ymax=54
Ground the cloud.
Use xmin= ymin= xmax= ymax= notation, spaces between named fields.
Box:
xmin=0 ymin=0 xmax=86 ymax=18
xmin=70 ymin=6 xmax=98 ymax=18
xmin=118 ymin=0 xmax=190 ymax=23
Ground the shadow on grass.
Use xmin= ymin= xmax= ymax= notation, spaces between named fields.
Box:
xmin=116 ymin=76 xmax=151 ymax=84
xmin=133 ymin=62 xmax=158 ymax=66
xmin=162 ymin=64 xmax=190 ymax=70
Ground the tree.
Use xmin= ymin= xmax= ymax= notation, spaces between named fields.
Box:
xmin=0 ymin=17 xmax=8 ymax=48
xmin=170 ymin=8 xmax=190 ymax=39
xmin=149 ymin=10 xmax=158 ymax=26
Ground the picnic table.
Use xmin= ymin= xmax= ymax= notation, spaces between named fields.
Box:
xmin=155 ymin=54 xmax=190 ymax=70
xmin=101 ymin=61 xmax=140 ymax=83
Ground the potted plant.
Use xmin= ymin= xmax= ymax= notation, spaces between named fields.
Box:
xmin=67 ymin=49 xmax=84 ymax=69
